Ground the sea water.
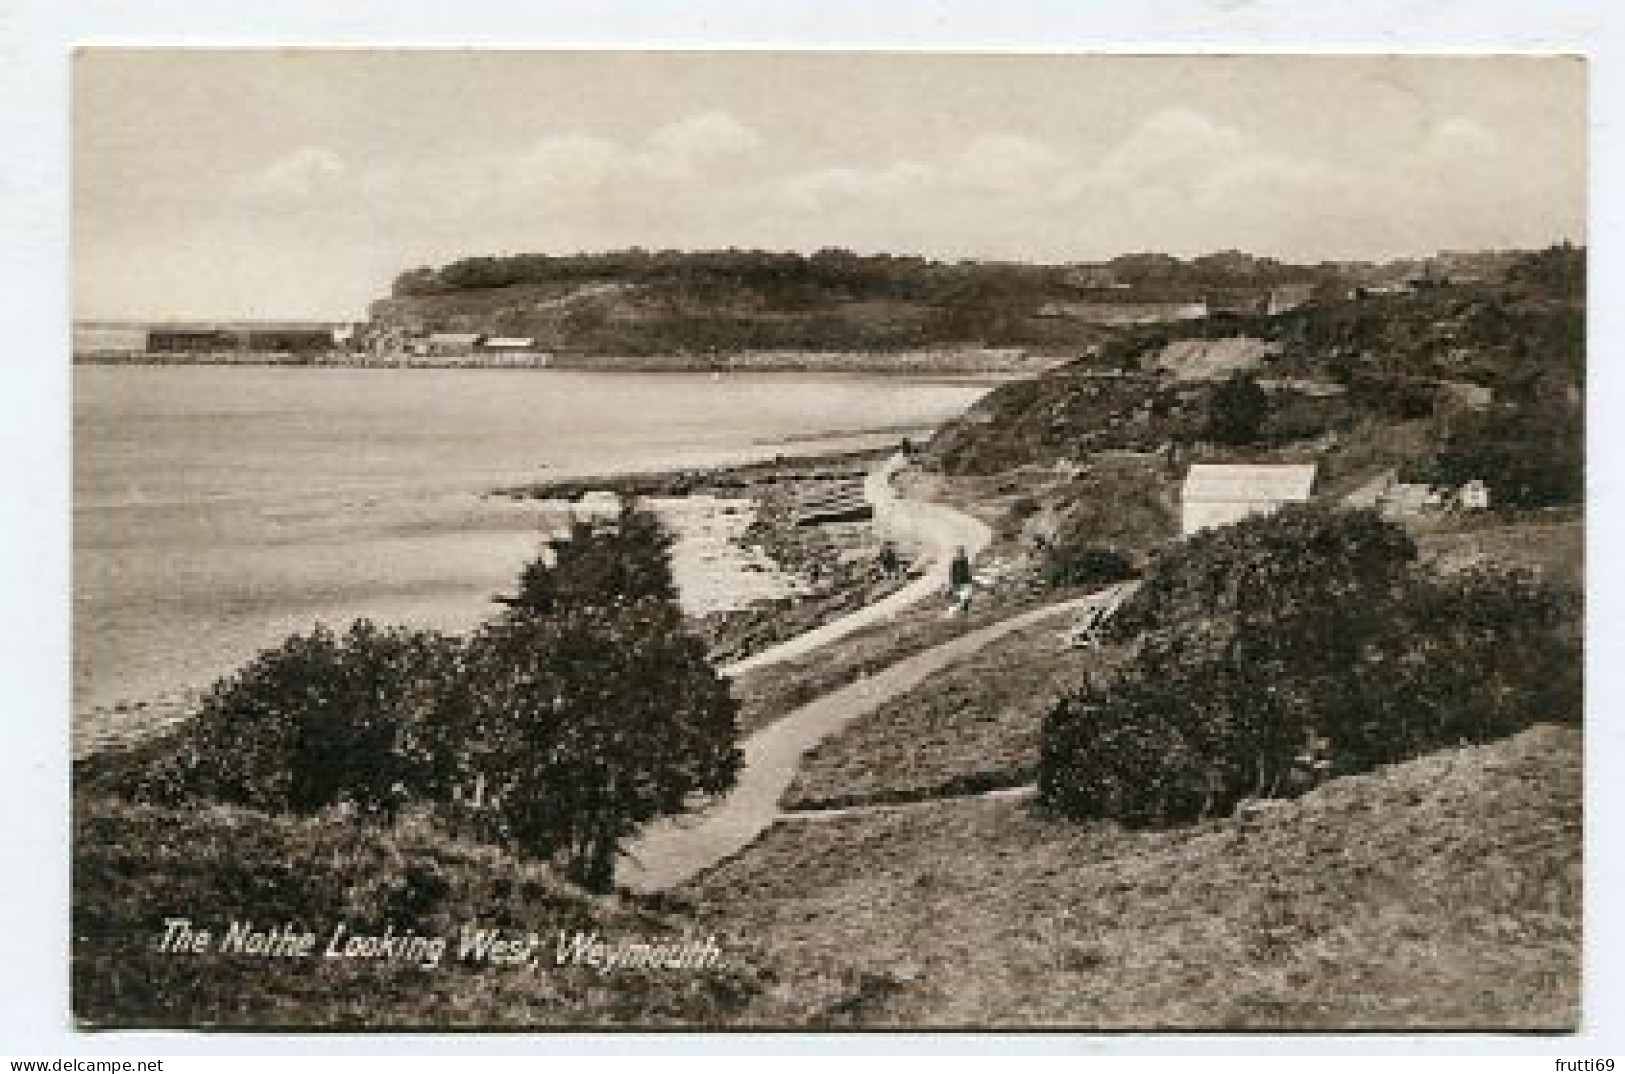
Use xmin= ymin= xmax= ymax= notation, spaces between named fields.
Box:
xmin=74 ymin=365 xmax=990 ymax=716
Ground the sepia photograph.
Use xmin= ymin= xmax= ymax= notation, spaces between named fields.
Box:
xmin=69 ymin=50 xmax=1585 ymax=1031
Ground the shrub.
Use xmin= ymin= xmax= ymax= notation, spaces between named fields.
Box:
xmin=1042 ymin=545 xmax=1137 ymax=589
xmin=1205 ymin=372 xmax=1269 ymax=445
xmin=136 ymin=620 xmax=462 ymax=817
xmin=506 ymin=502 xmax=678 ymax=614
xmin=1109 ymin=502 xmax=1417 ymax=644
xmin=1040 ymin=506 xmax=1580 ymax=826
xmin=1430 ymin=404 xmax=1583 ymax=509
xmin=1331 ymin=567 xmax=1581 ymax=767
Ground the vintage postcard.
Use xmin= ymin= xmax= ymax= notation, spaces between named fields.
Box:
xmin=71 ymin=50 xmax=1584 ymax=1030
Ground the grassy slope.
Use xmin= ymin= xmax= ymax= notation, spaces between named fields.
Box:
xmin=692 ymin=724 xmax=1580 ymax=1029
xmin=372 ymin=278 xmax=1107 ymax=359
xmin=74 ymin=797 xmax=765 ymax=1028
xmin=783 ymin=620 xmax=1125 ymax=810
xmin=730 ymin=582 xmax=1074 ymax=736
xmin=1413 ymin=513 xmax=1584 ymax=592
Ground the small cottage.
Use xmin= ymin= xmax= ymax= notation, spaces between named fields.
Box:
xmin=1181 ymin=463 xmax=1318 ymax=536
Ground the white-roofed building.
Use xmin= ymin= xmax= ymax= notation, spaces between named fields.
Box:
xmin=426 ymin=331 xmax=485 ymax=355
xmin=1181 ymin=463 xmax=1318 ymax=536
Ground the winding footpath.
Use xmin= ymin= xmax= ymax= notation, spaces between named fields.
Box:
xmin=617 ymin=453 xmax=1132 ymax=893
xmin=717 ymin=455 xmax=992 ymax=678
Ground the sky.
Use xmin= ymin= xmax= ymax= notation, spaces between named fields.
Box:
xmin=73 ymin=51 xmax=1587 ymax=321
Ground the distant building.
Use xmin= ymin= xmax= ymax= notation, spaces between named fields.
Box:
xmin=475 ymin=336 xmax=543 ymax=365
xmin=481 ymin=336 xmax=536 ymax=351
xmin=1204 ymin=290 xmax=1270 ymax=317
xmin=1435 ymin=379 xmax=1495 ymax=414
xmin=1266 ymin=283 xmax=1317 ymax=315
xmin=1381 ymin=482 xmax=1441 ymax=517
xmin=1346 ymin=470 xmax=1475 ymax=518
xmin=1063 ymin=265 xmax=1124 ymax=290
xmin=1342 ymin=469 xmax=1397 ymax=511
xmin=244 ymin=327 xmax=335 ymax=352
xmin=426 ymin=331 xmax=485 ymax=356
xmin=148 ymin=327 xmax=242 ymax=353
xmin=1257 ymin=377 xmax=1347 ymax=398
xmin=1458 ymin=479 xmax=1491 ymax=511
xmin=1181 ymin=463 xmax=1318 ymax=536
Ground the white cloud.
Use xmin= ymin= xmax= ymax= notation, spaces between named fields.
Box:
xmin=518 ymin=133 xmax=625 ymax=194
xmin=514 ymin=111 xmax=762 ymax=191
xmin=243 ymin=144 xmax=349 ymax=199
xmin=1421 ymin=116 xmax=1504 ymax=163
xmin=1094 ymin=108 xmax=1251 ymax=188
xmin=643 ymin=110 xmax=762 ymax=178
xmin=949 ymin=134 xmax=1062 ymax=195
xmin=760 ymin=105 xmax=1555 ymax=261
xmin=247 ymin=146 xmax=349 ymax=199
xmin=778 ymin=161 xmax=938 ymax=212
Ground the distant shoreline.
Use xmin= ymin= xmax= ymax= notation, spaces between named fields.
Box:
xmin=72 ymin=347 xmax=1064 ymax=378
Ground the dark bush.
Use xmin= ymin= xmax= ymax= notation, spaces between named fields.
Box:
xmin=1205 ymin=372 xmax=1269 ymax=445
xmin=1109 ymin=502 xmax=1417 ymax=643
xmin=1042 ymin=545 xmax=1137 ymax=589
xmin=504 ymin=502 xmax=678 ymax=614
xmin=1430 ymin=403 xmax=1583 ymax=509
xmin=1040 ymin=505 xmax=1580 ymax=826
xmin=135 ymin=621 xmax=462 ymax=817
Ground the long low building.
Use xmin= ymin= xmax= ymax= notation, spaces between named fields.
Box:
xmin=242 ymin=327 xmax=335 ymax=352
xmin=481 ymin=336 xmax=536 ymax=351
xmin=94 ymin=323 xmax=339 ymax=355
xmin=1180 ymin=462 xmax=1318 ymax=536
xmin=148 ymin=328 xmax=241 ymax=353
xmin=425 ymin=331 xmax=485 ymax=354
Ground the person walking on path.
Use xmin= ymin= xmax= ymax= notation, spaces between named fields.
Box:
xmin=877 ymin=540 xmax=902 ymax=580
xmin=946 ymin=545 xmax=974 ymax=615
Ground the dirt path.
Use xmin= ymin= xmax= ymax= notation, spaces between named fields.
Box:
xmin=719 ymin=454 xmax=992 ymax=679
xmin=618 ymin=587 xmax=1130 ymax=892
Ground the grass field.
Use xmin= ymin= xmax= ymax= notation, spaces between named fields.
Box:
xmin=690 ymin=724 xmax=1581 ymax=1029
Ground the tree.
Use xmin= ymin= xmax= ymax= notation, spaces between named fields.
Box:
xmin=1205 ymin=372 xmax=1269 ymax=445
xmin=505 ymin=502 xmax=678 ymax=615
xmin=459 ymin=508 xmax=740 ymax=891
